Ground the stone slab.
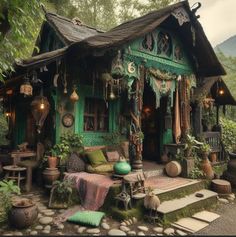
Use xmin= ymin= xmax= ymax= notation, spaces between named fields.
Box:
xmin=192 ymin=210 xmax=220 ymax=223
xmin=173 ymin=217 xmax=209 ymax=233
xmin=157 ymin=189 xmax=218 ymax=214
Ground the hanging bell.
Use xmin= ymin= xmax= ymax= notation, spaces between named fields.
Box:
xmin=70 ymin=89 xmax=79 ymax=102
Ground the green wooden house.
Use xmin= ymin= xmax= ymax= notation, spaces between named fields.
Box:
xmin=0 ymin=1 xmax=229 ymax=171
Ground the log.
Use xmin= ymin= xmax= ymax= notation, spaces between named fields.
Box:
xmin=211 ymin=179 xmax=232 ymax=194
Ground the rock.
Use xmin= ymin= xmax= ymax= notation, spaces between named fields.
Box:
xmin=125 ymin=220 xmax=130 ymax=226
xmin=229 ymin=193 xmax=235 ymax=199
xmin=30 ymin=231 xmax=38 ymax=235
xmin=127 ymin=219 xmax=133 ymax=225
xmin=108 ymin=229 xmax=127 ymax=236
xmin=176 ymin=229 xmax=188 ymax=236
xmin=137 ymin=226 xmax=148 ymax=232
xmin=218 ymin=198 xmax=230 ymax=204
xmin=132 ymin=217 xmax=137 ymax=224
xmin=44 ymin=225 xmax=51 ymax=231
xmin=38 ymin=213 xmax=43 ymax=218
xmin=86 ymin=228 xmax=100 ymax=234
xmin=44 ymin=211 xmax=55 ymax=216
xmin=2 ymin=233 xmax=13 ymax=236
xmin=38 ymin=206 xmax=47 ymax=211
xmin=57 ymin=232 xmax=64 ymax=235
xmin=121 ymin=222 xmax=127 ymax=226
xmin=26 ymin=229 xmax=31 ymax=233
xmin=153 ymin=227 xmax=163 ymax=233
xmin=42 ymin=230 xmax=50 ymax=234
xmin=120 ymin=226 xmax=130 ymax=232
xmin=39 ymin=217 xmax=53 ymax=225
xmin=57 ymin=224 xmax=64 ymax=230
xmin=137 ymin=231 xmax=145 ymax=236
xmin=164 ymin=228 xmax=175 ymax=235
xmin=127 ymin=231 xmax=136 ymax=236
xmin=102 ymin=222 xmax=110 ymax=230
xmin=35 ymin=225 xmax=44 ymax=230
xmin=13 ymin=232 xmax=23 ymax=236
xmin=78 ymin=227 xmax=87 ymax=233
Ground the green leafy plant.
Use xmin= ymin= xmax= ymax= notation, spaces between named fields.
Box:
xmin=199 ymin=142 xmax=211 ymax=154
xmin=0 ymin=180 xmax=21 ymax=196
xmin=188 ymin=167 xmax=203 ymax=179
xmin=183 ymin=134 xmax=203 ymax=157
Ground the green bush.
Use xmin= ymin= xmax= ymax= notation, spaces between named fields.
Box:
xmin=220 ymin=117 xmax=236 ymax=152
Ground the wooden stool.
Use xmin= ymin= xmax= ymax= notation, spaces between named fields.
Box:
xmin=3 ymin=165 xmax=26 ymax=187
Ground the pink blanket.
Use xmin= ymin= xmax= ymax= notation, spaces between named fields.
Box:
xmin=64 ymin=172 xmax=114 ymax=210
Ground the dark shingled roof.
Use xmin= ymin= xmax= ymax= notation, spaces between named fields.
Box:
xmin=194 ymin=77 xmax=236 ymax=105
xmin=45 ymin=12 xmax=103 ymax=45
xmin=68 ymin=0 xmax=225 ymax=77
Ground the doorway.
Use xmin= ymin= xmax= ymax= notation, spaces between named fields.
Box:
xmin=141 ymin=83 xmax=168 ymax=163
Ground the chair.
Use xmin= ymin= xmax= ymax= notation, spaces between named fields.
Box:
xmin=123 ymin=172 xmax=146 ymax=199
xmin=18 ymin=142 xmax=45 ymax=192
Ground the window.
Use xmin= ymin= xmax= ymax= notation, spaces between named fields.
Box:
xmin=157 ymin=31 xmax=172 ymax=57
xmin=84 ymin=98 xmax=109 ymax=132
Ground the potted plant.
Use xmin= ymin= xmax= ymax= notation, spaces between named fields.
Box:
xmin=47 ymin=148 xmax=58 ymax=169
xmin=183 ymin=134 xmax=203 ymax=158
xmin=48 ymin=179 xmax=73 ymax=209
xmin=199 ymin=142 xmax=211 ymax=159
xmin=0 ymin=180 xmax=20 ymax=223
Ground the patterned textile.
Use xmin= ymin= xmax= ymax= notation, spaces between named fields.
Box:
xmin=64 ymin=172 xmax=114 ymax=210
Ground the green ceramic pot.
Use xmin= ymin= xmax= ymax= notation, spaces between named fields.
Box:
xmin=114 ymin=158 xmax=131 ymax=175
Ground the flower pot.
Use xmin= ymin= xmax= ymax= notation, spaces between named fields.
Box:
xmin=209 ymin=152 xmax=217 ymax=163
xmin=42 ymin=168 xmax=60 ymax=189
xmin=114 ymin=157 xmax=131 ymax=175
xmin=8 ymin=198 xmax=38 ymax=229
xmin=48 ymin=156 xmax=58 ymax=168
xmin=201 ymin=158 xmax=214 ymax=179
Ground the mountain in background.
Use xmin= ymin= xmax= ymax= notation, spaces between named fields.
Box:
xmin=215 ymin=35 xmax=236 ymax=57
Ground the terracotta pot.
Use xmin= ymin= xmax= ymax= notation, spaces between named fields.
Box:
xmin=201 ymin=158 xmax=214 ymax=179
xmin=48 ymin=156 xmax=58 ymax=168
xmin=209 ymin=152 xmax=217 ymax=163
xmin=42 ymin=168 xmax=60 ymax=188
xmin=8 ymin=198 xmax=38 ymax=229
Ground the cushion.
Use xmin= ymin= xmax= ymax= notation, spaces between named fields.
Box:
xmin=66 ymin=152 xmax=86 ymax=173
xmin=106 ymin=151 xmax=120 ymax=162
xmin=86 ymin=163 xmax=114 ymax=174
xmin=67 ymin=211 xmax=105 ymax=227
xmin=85 ymin=149 xmax=107 ymax=167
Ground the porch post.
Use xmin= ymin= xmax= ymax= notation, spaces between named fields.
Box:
xmin=129 ymin=65 xmax=145 ymax=172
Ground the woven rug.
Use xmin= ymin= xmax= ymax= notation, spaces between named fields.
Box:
xmin=145 ymin=175 xmax=193 ymax=190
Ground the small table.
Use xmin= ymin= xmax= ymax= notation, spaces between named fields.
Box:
xmin=3 ymin=165 xmax=26 ymax=187
xmin=10 ymin=150 xmax=36 ymax=166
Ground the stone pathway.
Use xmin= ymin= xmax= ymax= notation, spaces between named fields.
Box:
xmin=0 ymin=190 xmax=235 ymax=236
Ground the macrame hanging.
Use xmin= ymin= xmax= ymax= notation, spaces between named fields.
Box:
xmin=171 ymin=7 xmax=190 ymax=26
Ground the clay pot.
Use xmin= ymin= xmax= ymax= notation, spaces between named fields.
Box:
xmin=209 ymin=152 xmax=217 ymax=163
xmin=114 ymin=157 xmax=131 ymax=175
xmin=165 ymin=161 xmax=182 ymax=177
xmin=42 ymin=168 xmax=60 ymax=188
xmin=8 ymin=198 xmax=38 ymax=229
xmin=48 ymin=156 xmax=58 ymax=168
xmin=201 ymin=158 xmax=214 ymax=179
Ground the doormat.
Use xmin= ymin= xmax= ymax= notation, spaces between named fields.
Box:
xmin=145 ymin=175 xmax=193 ymax=190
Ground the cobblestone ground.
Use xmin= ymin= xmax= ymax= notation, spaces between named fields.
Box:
xmin=0 ymin=189 xmax=235 ymax=236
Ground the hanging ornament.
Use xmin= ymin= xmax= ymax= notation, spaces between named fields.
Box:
xmin=70 ymin=86 xmax=79 ymax=102
xmin=20 ymin=76 xmax=33 ymax=97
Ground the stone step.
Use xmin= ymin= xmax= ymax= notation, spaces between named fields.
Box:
xmin=156 ymin=189 xmax=218 ymax=223
xmin=144 ymin=168 xmax=164 ymax=178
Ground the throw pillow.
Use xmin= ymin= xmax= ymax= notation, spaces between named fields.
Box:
xmin=85 ymin=149 xmax=107 ymax=167
xmin=67 ymin=211 xmax=105 ymax=227
xmin=106 ymin=151 xmax=120 ymax=162
xmin=66 ymin=152 xmax=86 ymax=173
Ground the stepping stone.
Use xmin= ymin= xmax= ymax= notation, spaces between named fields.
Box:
xmin=176 ymin=229 xmax=188 ymax=236
xmin=137 ymin=232 xmax=145 ymax=236
xmin=164 ymin=228 xmax=175 ymax=235
xmin=78 ymin=227 xmax=87 ymax=233
xmin=57 ymin=232 xmax=64 ymax=235
xmin=137 ymin=226 xmax=148 ymax=232
xmin=57 ymin=224 xmax=64 ymax=230
xmin=218 ymin=198 xmax=230 ymax=204
xmin=30 ymin=231 xmax=38 ymax=235
xmin=173 ymin=217 xmax=209 ymax=233
xmin=132 ymin=217 xmax=137 ymax=224
xmin=44 ymin=211 xmax=55 ymax=216
xmin=13 ymin=232 xmax=23 ymax=236
xmin=102 ymin=222 xmax=110 ymax=230
xmin=120 ymin=226 xmax=130 ymax=232
xmin=86 ymin=228 xmax=100 ymax=234
xmin=108 ymin=229 xmax=126 ymax=236
xmin=127 ymin=231 xmax=136 ymax=236
xmin=39 ymin=217 xmax=53 ymax=225
xmin=153 ymin=227 xmax=163 ymax=233
xmin=121 ymin=222 xmax=127 ymax=226
xmin=44 ymin=225 xmax=51 ymax=231
xmin=35 ymin=225 xmax=44 ymax=230
xmin=192 ymin=210 xmax=220 ymax=223
xmin=42 ymin=230 xmax=50 ymax=234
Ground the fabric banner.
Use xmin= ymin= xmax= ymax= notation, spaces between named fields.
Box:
xmin=173 ymin=83 xmax=181 ymax=143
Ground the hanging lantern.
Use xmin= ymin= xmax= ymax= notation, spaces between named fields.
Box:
xmin=70 ymin=87 xmax=79 ymax=102
xmin=31 ymin=95 xmax=50 ymax=133
xmin=20 ymin=77 xmax=33 ymax=97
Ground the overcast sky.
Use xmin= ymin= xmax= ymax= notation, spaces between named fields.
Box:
xmin=188 ymin=0 xmax=236 ymax=47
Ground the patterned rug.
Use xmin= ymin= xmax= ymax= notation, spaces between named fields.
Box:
xmin=145 ymin=175 xmax=193 ymax=190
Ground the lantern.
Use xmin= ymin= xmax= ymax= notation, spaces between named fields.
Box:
xmin=31 ymin=95 xmax=50 ymax=133
xmin=20 ymin=77 xmax=33 ymax=96
xmin=70 ymin=87 xmax=79 ymax=102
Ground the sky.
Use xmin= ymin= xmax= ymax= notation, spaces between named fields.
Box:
xmin=188 ymin=0 xmax=236 ymax=47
